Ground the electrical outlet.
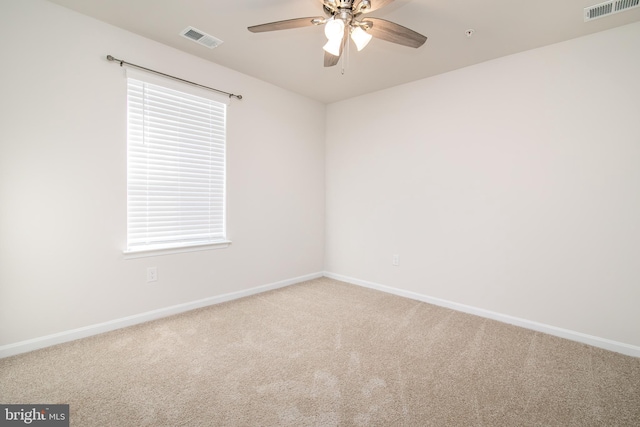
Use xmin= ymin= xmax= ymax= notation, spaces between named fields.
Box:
xmin=392 ymin=254 xmax=400 ymax=266
xmin=147 ymin=267 xmax=158 ymax=282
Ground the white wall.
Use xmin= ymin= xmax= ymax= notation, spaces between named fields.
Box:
xmin=0 ymin=0 xmax=325 ymax=347
xmin=326 ymin=22 xmax=640 ymax=348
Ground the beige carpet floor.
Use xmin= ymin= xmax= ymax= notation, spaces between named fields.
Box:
xmin=1 ymin=277 xmax=639 ymax=426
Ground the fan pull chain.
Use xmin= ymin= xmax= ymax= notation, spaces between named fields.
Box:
xmin=341 ymin=31 xmax=349 ymax=75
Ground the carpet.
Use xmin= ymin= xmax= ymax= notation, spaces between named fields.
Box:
xmin=1 ymin=277 xmax=639 ymax=426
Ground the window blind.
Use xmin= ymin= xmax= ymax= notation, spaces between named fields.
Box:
xmin=126 ymin=75 xmax=227 ymax=253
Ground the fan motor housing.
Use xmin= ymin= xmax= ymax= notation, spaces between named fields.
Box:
xmin=336 ymin=0 xmax=354 ymax=8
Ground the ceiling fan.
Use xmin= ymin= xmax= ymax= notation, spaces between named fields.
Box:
xmin=248 ymin=0 xmax=427 ymax=67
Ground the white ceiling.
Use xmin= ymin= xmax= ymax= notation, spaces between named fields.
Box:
xmin=46 ymin=0 xmax=640 ymax=103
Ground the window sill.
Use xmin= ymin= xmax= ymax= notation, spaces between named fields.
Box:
xmin=123 ymin=240 xmax=232 ymax=260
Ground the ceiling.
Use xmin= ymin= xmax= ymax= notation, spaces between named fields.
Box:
xmin=46 ymin=0 xmax=640 ymax=103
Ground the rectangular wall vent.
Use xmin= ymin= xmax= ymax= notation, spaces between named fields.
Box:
xmin=585 ymin=0 xmax=640 ymax=21
xmin=180 ymin=26 xmax=223 ymax=49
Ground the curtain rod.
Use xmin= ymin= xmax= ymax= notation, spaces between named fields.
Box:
xmin=106 ymin=55 xmax=243 ymax=100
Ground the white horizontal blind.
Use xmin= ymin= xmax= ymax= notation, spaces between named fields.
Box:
xmin=126 ymin=76 xmax=227 ymax=252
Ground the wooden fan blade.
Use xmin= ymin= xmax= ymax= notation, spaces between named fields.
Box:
xmin=324 ymin=50 xmax=340 ymax=67
xmin=364 ymin=18 xmax=427 ymax=48
xmin=355 ymin=0 xmax=395 ymax=14
xmin=318 ymin=0 xmax=337 ymax=15
xmin=248 ymin=17 xmax=321 ymax=33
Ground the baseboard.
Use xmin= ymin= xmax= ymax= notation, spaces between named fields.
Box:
xmin=0 ymin=272 xmax=323 ymax=359
xmin=324 ymin=272 xmax=640 ymax=358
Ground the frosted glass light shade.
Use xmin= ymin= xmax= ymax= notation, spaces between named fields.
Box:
xmin=351 ymin=26 xmax=372 ymax=51
xmin=324 ymin=18 xmax=345 ymax=40
xmin=323 ymin=38 xmax=342 ymax=56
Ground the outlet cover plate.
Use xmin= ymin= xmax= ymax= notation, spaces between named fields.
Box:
xmin=147 ymin=267 xmax=158 ymax=282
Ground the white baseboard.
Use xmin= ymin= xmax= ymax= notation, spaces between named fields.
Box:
xmin=324 ymin=271 xmax=640 ymax=358
xmin=0 ymin=272 xmax=323 ymax=359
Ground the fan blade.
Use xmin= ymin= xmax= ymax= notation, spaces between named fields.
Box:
xmin=364 ymin=18 xmax=427 ymax=48
xmin=355 ymin=0 xmax=395 ymax=14
xmin=324 ymin=50 xmax=340 ymax=67
xmin=318 ymin=0 xmax=337 ymax=15
xmin=320 ymin=0 xmax=339 ymax=8
xmin=248 ymin=17 xmax=321 ymax=33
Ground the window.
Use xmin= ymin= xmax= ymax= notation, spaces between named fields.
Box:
xmin=125 ymin=70 xmax=230 ymax=256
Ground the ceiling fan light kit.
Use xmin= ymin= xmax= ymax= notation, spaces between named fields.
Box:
xmin=323 ymin=38 xmax=343 ymax=56
xmin=248 ymin=0 xmax=427 ymax=68
xmin=325 ymin=16 xmax=345 ymax=40
xmin=351 ymin=26 xmax=373 ymax=51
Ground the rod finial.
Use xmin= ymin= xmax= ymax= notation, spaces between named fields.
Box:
xmin=106 ymin=55 xmax=114 ymax=61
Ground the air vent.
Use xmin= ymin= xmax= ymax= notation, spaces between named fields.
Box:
xmin=179 ymin=26 xmax=223 ymax=49
xmin=585 ymin=0 xmax=640 ymax=21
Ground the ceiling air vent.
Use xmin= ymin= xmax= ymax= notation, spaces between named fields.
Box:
xmin=585 ymin=0 xmax=640 ymax=21
xmin=180 ymin=26 xmax=223 ymax=49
